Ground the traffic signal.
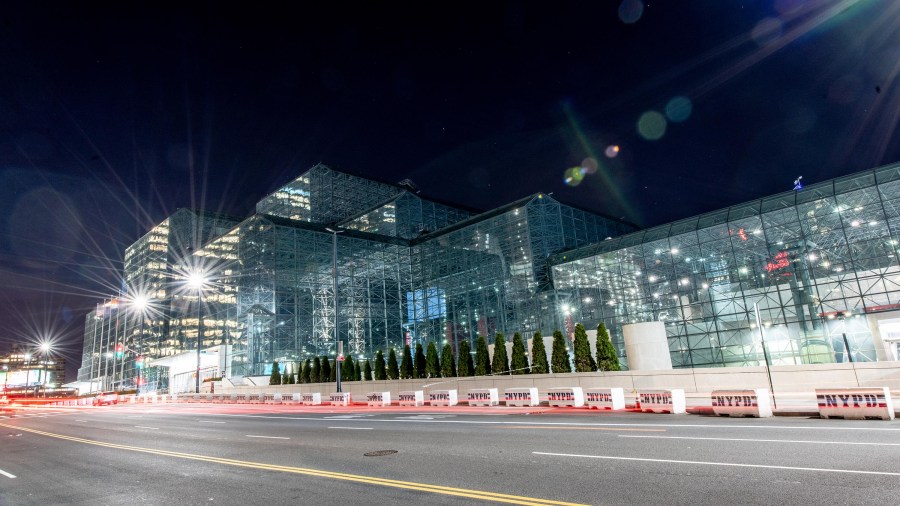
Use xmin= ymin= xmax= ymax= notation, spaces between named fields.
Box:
xmin=115 ymin=343 xmax=124 ymax=358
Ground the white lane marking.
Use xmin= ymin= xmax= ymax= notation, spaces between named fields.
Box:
xmin=533 ymin=452 xmax=900 ymax=477
xmin=75 ymin=420 xmax=87 ymax=422
xmin=134 ymin=426 xmax=159 ymax=430
xmin=245 ymin=435 xmax=290 ymax=440
xmin=198 ymin=420 xmax=226 ymax=424
xmin=619 ymin=435 xmax=900 ymax=446
xmin=218 ymin=414 xmax=900 ymax=432
xmin=328 ymin=427 xmax=373 ymax=430
xmin=0 ymin=469 xmax=16 ymax=478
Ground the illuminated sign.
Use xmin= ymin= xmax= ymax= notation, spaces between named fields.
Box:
xmin=765 ymin=251 xmax=790 ymax=272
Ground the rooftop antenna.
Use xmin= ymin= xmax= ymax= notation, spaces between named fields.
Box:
xmin=793 ymin=176 xmax=803 ymax=191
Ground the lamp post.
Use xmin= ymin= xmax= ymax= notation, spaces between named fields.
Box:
xmin=325 ymin=227 xmax=344 ymax=392
xmin=188 ymin=271 xmax=207 ymax=394
xmin=24 ymin=353 xmax=32 ymax=394
xmin=132 ymin=295 xmax=149 ymax=392
xmin=38 ymin=342 xmax=51 ymax=396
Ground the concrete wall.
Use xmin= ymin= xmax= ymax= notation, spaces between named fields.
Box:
xmin=220 ymin=362 xmax=900 ymax=397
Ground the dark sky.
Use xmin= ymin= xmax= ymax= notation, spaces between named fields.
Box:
xmin=1 ymin=1 xmax=898 ymax=380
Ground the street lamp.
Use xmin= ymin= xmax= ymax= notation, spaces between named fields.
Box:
xmin=325 ymin=227 xmax=344 ymax=392
xmin=187 ymin=270 xmax=208 ymax=394
xmin=37 ymin=342 xmax=52 ymax=395
xmin=131 ymin=294 xmax=150 ymax=392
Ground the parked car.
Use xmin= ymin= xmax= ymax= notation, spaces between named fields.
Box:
xmin=92 ymin=391 xmax=119 ymax=406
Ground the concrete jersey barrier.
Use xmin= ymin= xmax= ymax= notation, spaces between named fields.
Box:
xmin=638 ymin=389 xmax=686 ymax=414
xmin=584 ymin=388 xmax=625 ymax=410
xmin=467 ymin=388 xmax=498 ymax=406
xmin=547 ymin=387 xmax=585 ymax=408
xmin=366 ymin=391 xmax=391 ymax=406
xmin=428 ymin=390 xmax=458 ymax=406
xmin=711 ymin=389 xmax=773 ymax=418
xmin=816 ymin=387 xmax=894 ymax=420
xmin=504 ymin=388 xmax=539 ymax=407
xmin=398 ymin=391 xmax=424 ymax=406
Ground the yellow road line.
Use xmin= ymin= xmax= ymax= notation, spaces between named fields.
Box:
xmin=503 ymin=426 xmax=666 ymax=432
xmin=0 ymin=422 xmax=585 ymax=506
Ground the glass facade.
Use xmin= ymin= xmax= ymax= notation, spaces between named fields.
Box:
xmin=552 ymin=162 xmax=900 ymax=368
xmin=77 ymin=164 xmax=635 ymax=389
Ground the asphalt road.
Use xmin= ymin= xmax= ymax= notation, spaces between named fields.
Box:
xmin=1 ymin=403 xmax=899 ymax=505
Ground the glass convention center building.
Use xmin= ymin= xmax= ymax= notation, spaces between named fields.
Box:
xmin=77 ymin=162 xmax=900 ymax=392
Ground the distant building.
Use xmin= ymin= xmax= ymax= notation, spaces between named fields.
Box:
xmin=1 ymin=344 xmax=65 ymax=390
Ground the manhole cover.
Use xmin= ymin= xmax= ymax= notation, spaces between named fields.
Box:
xmin=364 ymin=450 xmax=398 ymax=457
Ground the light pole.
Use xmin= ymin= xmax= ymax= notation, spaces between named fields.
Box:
xmin=131 ymin=295 xmax=149 ymax=392
xmin=38 ymin=342 xmax=51 ymax=395
xmin=325 ymin=227 xmax=344 ymax=392
xmin=24 ymin=353 xmax=32 ymax=393
xmin=188 ymin=271 xmax=207 ymax=394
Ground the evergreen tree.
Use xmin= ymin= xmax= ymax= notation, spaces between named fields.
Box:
xmin=364 ymin=359 xmax=373 ymax=381
xmin=550 ymin=330 xmax=572 ymax=373
xmin=457 ymin=340 xmax=474 ymax=377
xmin=322 ymin=356 xmax=332 ymax=383
xmin=425 ymin=341 xmax=441 ymax=378
xmin=312 ymin=357 xmax=321 ymax=383
xmin=415 ymin=342 xmax=427 ymax=379
xmin=441 ymin=342 xmax=457 ymax=378
xmin=299 ymin=359 xmax=309 ymax=384
xmin=291 ymin=363 xmax=300 ymax=384
xmin=595 ymin=322 xmax=621 ymax=372
xmin=474 ymin=335 xmax=491 ymax=376
xmin=329 ymin=359 xmax=336 ymax=382
xmin=281 ymin=371 xmax=289 ymax=385
xmin=530 ymin=331 xmax=549 ymax=374
xmin=572 ymin=323 xmax=595 ymax=372
xmin=491 ymin=333 xmax=509 ymax=375
xmin=269 ymin=361 xmax=282 ymax=385
xmin=355 ymin=358 xmax=363 ymax=381
xmin=510 ymin=332 xmax=529 ymax=374
xmin=400 ymin=344 xmax=414 ymax=379
xmin=343 ymin=357 xmax=355 ymax=381
xmin=387 ymin=348 xmax=400 ymax=380
xmin=375 ymin=350 xmax=387 ymax=380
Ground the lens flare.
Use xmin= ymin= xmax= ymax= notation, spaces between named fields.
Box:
xmin=618 ymin=0 xmax=644 ymax=24
xmin=563 ymin=166 xmax=585 ymax=187
xmin=637 ymin=111 xmax=667 ymax=140
xmin=665 ymin=96 xmax=692 ymax=122
xmin=605 ymin=145 xmax=620 ymax=158
xmin=581 ymin=157 xmax=598 ymax=174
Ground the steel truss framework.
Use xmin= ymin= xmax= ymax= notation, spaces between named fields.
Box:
xmin=552 ymin=162 xmax=900 ymax=368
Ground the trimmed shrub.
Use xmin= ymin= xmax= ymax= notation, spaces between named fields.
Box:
xmin=457 ymin=340 xmax=473 ymax=377
xmin=400 ymin=345 xmax=414 ymax=379
xmin=355 ymin=358 xmax=363 ymax=381
xmin=387 ymin=348 xmax=400 ymax=380
xmin=572 ymin=323 xmax=596 ymax=372
xmin=550 ymin=330 xmax=572 ymax=373
xmin=441 ymin=343 xmax=457 ymax=378
xmin=364 ymin=359 xmax=373 ymax=381
xmin=342 ymin=357 xmax=355 ymax=381
xmin=375 ymin=350 xmax=387 ymax=380
xmin=474 ymin=335 xmax=491 ymax=376
xmin=415 ymin=343 xmax=427 ymax=379
xmin=281 ymin=371 xmax=290 ymax=385
xmin=312 ymin=357 xmax=321 ymax=383
xmin=510 ymin=332 xmax=529 ymax=374
xmin=595 ymin=322 xmax=621 ymax=372
xmin=530 ymin=331 xmax=549 ymax=374
xmin=491 ymin=333 xmax=509 ymax=375
xmin=329 ymin=359 xmax=336 ymax=382
xmin=300 ymin=359 xmax=312 ymax=383
xmin=269 ymin=361 xmax=281 ymax=385
xmin=322 ymin=356 xmax=332 ymax=383
xmin=425 ymin=341 xmax=441 ymax=378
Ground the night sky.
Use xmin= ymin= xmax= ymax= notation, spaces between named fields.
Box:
xmin=1 ymin=1 xmax=898 ymax=380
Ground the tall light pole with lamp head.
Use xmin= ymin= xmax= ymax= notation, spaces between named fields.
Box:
xmin=188 ymin=271 xmax=208 ymax=394
xmin=325 ymin=227 xmax=344 ymax=392
xmin=131 ymin=295 xmax=149 ymax=392
xmin=38 ymin=342 xmax=51 ymax=395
